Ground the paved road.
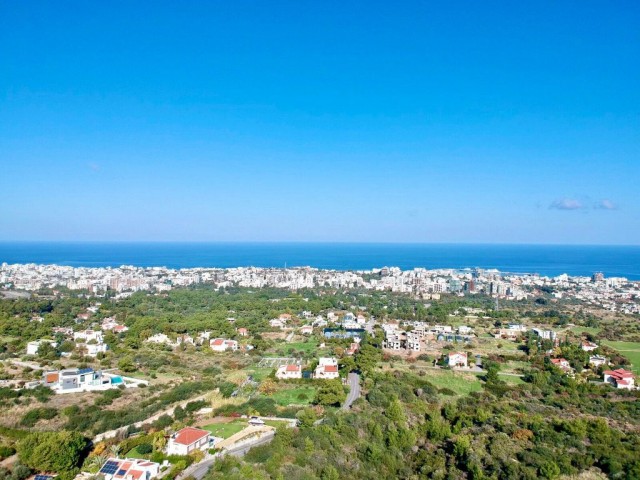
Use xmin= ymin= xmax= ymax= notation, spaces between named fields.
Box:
xmin=342 ymin=372 xmax=361 ymax=410
xmin=183 ymin=431 xmax=276 ymax=480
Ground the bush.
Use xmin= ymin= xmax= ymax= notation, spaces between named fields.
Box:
xmin=137 ymin=443 xmax=153 ymax=454
xmin=20 ymin=408 xmax=57 ymax=427
xmin=0 ymin=445 xmax=17 ymax=460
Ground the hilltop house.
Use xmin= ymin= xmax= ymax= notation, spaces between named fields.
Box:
xmin=167 ymin=427 xmax=212 ymax=456
xmin=210 ymin=338 xmax=238 ymax=352
xmin=603 ymin=368 xmax=636 ymax=390
xmin=447 ymin=352 xmax=468 ymax=368
xmin=26 ymin=339 xmax=57 ymax=356
xmin=43 ymin=367 xmax=120 ymax=393
xmin=551 ymin=358 xmax=573 ymax=374
xmin=275 ymin=364 xmax=302 ymax=380
xmin=581 ymin=341 xmax=598 ymax=352
xmin=96 ymin=457 xmax=160 ymax=480
xmin=314 ymin=357 xmax=339 ymax=379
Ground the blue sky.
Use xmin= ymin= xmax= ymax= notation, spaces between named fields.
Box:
xmin=1 ymin=1 xmax=638 ymax=244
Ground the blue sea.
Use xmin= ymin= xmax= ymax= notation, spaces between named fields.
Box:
xmin=0 ymin=242 xmax=639 ymax=280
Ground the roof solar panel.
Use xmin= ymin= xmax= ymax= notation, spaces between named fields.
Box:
xmin=78 ymin=367 xmax=94 ymax=374
xmin=100 ymin=461 xmax=120 ymax=475
xmin=117 ymin=469 xmax=128 ymax=476
xmin=35 ymin=475 xmax=53 ymax=480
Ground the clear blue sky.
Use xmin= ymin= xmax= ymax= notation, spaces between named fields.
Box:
xmin=1 ymin=1 xmax=638 ymax=244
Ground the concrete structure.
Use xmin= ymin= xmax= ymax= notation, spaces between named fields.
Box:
xmin=26 ymin=339 xmax=57 ymax=355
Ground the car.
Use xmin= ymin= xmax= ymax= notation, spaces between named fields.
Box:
xmin=248 ymin=416 xmax=265 ymax=426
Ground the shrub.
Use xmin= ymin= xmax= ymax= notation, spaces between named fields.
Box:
xmin=137 ymin=443 xmax=153 ymax=454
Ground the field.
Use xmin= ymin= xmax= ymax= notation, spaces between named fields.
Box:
xmin=421 ymin=369 xmax=483 ymax=396
xmin=201 ymin=419 xmax=247 ymax=438
xmin=269 ymin=386 xmax=316 ymax=406
xmin=275 ymin=341 xmax=323 ymax=356
xmin=601 ymin=341 xmax=640 ymax=375
xmin=570 ymin=326 xmax=601 ymax=336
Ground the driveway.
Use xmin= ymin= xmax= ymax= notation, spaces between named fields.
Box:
xmin=342 ymin=372 xmax=361 ymax=410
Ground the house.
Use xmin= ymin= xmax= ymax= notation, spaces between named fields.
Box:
xmin=447 ymin=352 xmax=468 ymax=368
xmin=300 ymin=325 xmax=313 ymax=335
xmin=532 ymin=328 xmax=557 ymax=341
xmin=315 ymin=357 xmax=339 ymax=379
xmin=603 ymin=368 xmax=636 ymax=390
xmin=73 ymin=329 xmax=104 ymax=343
xmin=210 ymin=338 xmax=238 ymax=352
xmin=237 ymin=328 xmax=248 ymax=337
xmin=146 ymin=333 xmax=172 ymax=345
xmin=494 ymin=329 xmax=520 ymax=341
xmin=166 ymin=427 xmax=212 ymax=456
xmin=43 ymin=367 xmax=120 ymax=393
xmin=269 ymin=319 xmax=286 ymax=329
xmin=275 ymin=364 xmax=302 ymax=380
xmin=550 ymin=358 xmax=573 ymax=373
xmin=589 ymin=355 xmax=608 ymax=367
xmin=96 ymin=457 xmax=160 ymax=480
xmin=26 ymin=339 xmax=57 ymax=355
xmin=457 ymin=326 xmax=473 ymax=335
xmin=81 ymin=342 xmax=108 ymax=357
xmin=581 ymin=341 xmax=598 ymax=352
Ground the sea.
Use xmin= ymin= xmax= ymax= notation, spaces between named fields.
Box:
xmin=1 ymin=242 xmax=639 ymax=280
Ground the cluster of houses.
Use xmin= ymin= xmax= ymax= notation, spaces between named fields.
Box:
xmin=275 ymin=357 xmax=340 ymax=380
xmin=381 ymin=321 xmax=475 ymax=353
xmin=27 ymin=328 xmax=110 ymax=358
xmin=94 ymin=426 xmax=215 ymax=480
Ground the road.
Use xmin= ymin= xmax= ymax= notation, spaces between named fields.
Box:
xmin=342 ymin=372 xmax=361 ymax=410
xmin=181 ymin=431 xmax=276 ymax=480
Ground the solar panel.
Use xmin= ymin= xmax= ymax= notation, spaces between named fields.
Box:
xmin=117 ymin=470 xmax=128 ymax=476
xmin=78 ymin=367 xmax=94 ymax=374
xmin=35 ymin=475 xmax=53 ymax=480
xmin=100 ymin=461 xmax=120 ymax=475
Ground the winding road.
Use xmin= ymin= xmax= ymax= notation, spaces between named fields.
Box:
xmin=342 ymin=372 xmax=361 ymax=410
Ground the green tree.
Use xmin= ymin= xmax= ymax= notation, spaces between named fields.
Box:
xmin=313 ymin=380 xmax=346 ymax=406
xmin=18 ymin=431 xmax=88 ymax=473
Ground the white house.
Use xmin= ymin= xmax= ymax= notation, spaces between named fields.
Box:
xmin=581 ymin=341 xmax=598 ymax=352
xmin=73 ymin=329 xmax=103 ymax=343
xmin=146 ymin=333 xmax=172 ymax=345
xmin=275 ymin=364 xmax=302 ymax=380
xmin=315 ymin=357 xmax=339 ymax=379
xmin=26 ymin=339 xmax=57 ymax=355
xmin=167 ymin=427 xmax=211 ymax=456
xmin=603 ymin=368 xmax=635 ymax=390
xmin=96 ymin=457 xmax=160 ymax=480
xmin=210 ymin=338 xmax=238 ymax=352
xmin=589 ymin=355 xmax=608 ymax=367
xmin=447 ymin=352 xmax=468 ymax=368
xmin=300 ymin=325 xmax=313 ymax=335
xmin=551 ymin=358 xmax=573 ymax=373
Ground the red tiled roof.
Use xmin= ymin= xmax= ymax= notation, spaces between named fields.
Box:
xmin=46 ymin=373 xmax=59 ymax=383
xmin=604 ymin=368 xmax=634 ymax=380
xmin=286 ymin=364 xmax=300 ymax=372
xmin=128 ymin=470 xmax=144 ymax=480
xmin=173 ymin=427 xmax=210 ymax=446
xmin=210 ymin=338 xmax=224 ymax=346
xmin=324 ymin=365 xmax=338 ymax=373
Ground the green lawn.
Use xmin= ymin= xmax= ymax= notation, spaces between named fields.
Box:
xmin=276 ymin=341 xmax=321 ymax=355
xmin=264 ymin=420 xmax=289 ymax=429
xmin=201 ymin=420 xmax=247 ymax=438
xmin=499 ymin=374 xmax=526 ymax=385
xmin=602 ymin=341 xmax=640 ymax=375
xmin=269 ymin=386 xmax=316 ymax=406
xmin=570 ymin=326 xmax=601 ymax=335
xmin=242 ymin=366 xmax=275 ymax=382
xmin=125 ymin=445 xmax=151 ymax=459
xmin=423 ymin=369 xmax=482 ymax=396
